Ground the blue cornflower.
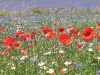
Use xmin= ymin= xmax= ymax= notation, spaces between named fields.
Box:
xmin=96 ymin=70 xmax=100 ymax=74
xmin=1 ymin=46 xmax=5 ymax=48
xmin=30 ymin=57 xmax=37 ymax=62
xmin=28 ymin=39 xmax=34 ymax=43
xmin=76 ymin=63 xmax=82 ymax=68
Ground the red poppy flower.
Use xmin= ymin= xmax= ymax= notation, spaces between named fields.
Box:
xmin=97 ymin=33 xmax=100 ymax=40
xmin=53 ymin=22 xmax=57 ymax=27
xmin=68 ymin=25 xmax=73 ymax=29
xmin=98 ymin=22 xmax=100 ymax=29
xmin=58 ymin=27 xmax=65 ymax=33
xmin=59 ymin=68 xmax=66 ymax=74
xmin=70 ymin=29 xmax=79 ymax=36
xmin=47 ymin=31 xmax=57 ymax=40
xmin=4 ymin=36 xmax=16 ymax=43
xmin=98 ymin=45 xmax=100 ymax=50
xmin=77 ymin=44 xmax=83 ymax=52
xmin=14 ymin=42 xmax=22 ymax=49
xmin=14 ymin=18 xmax=18 ymax=23
xmin=2 ymin=36 xmax=17 ymax=51
xmin=30 ymin=31 xmax=37 ymax=39
xmin=59 ymin=55 xmax=64 ymax=62
xmin=41 ymin=26 xmax=57 ymax=40
xmin=82 ymin=27 xmax=95 ymax=42
xmin=2 ymin=50 xmax=9 ymax=56
xmin=77 ymin=44 xmax=82 ymax=49
xmin=21 ymin=34 xmax=31 ymax=42
xmin=28 ymin=44 xmax=34 ymax=49
xmin=15 ymin=30 xmax=24 ymax=38
xmin=41 ymin=26 xmax=52 ymax=36
xmin=11 ymin=56 xmax=16 ymax=60
xmin=58 ymin=33 xmax=71 ymax=46
xmin=0 ymin=27 xmax=5 ymax=33
xmin=21 ymin=50 xmax=28 ymax=56
xmin=50 ymin=73 xmax=54 ymax=75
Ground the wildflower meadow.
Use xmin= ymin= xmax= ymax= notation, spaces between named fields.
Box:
xmin=0 ymin=11 xmax=100 ymax=75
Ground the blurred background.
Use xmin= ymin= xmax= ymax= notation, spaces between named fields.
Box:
xmin=0 ymin=0 xmax=100 ymax=12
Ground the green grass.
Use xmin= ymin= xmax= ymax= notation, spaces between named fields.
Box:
xmin=1 ymin=7 xmax=100 ymax=17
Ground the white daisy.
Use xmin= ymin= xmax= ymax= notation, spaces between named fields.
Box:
xmin=46 ymin=69 xmax=54 ymax=74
